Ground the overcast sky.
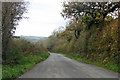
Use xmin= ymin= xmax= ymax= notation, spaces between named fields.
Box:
xmin=15 ymin=0 xmax=67 ymax=37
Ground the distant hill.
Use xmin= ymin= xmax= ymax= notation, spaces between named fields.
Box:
xmin=19 ymin=36 xmax=47 ymax=43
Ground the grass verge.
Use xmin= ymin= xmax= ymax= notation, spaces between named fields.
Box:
xmin=57 ymin=52 xmax=119 ymax=73
xmin=2 ymin=53 xmax=50 ymax=80
xmin=0 ymin=65 xmax=2 ymax=80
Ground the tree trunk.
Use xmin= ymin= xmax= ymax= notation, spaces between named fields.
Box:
xmin=118 ymin=6 xmax=120 ymax=72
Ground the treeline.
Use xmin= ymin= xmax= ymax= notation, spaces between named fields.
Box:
xmin=45 ymin=2 xmax=120 ymax=72
xmin=2 ymin=2 xmax=49 ymax=79
xmin=2 ymin=2 xmax=28 ymax=61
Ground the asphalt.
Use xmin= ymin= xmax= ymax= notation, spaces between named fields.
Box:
xmin=19 ymin=53 xmax=119 ymax=78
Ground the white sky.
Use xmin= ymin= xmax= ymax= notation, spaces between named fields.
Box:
xmin=15 ymin=0 xmax=67 ymax=37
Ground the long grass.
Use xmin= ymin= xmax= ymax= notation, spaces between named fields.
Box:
xmin=2 ymin=53 xmax=50 ymax=80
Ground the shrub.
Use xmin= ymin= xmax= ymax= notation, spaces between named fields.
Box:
xmin=2 ymin=38 xmax=48 ymax=65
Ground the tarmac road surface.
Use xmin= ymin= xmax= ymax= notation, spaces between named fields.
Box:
xmin=20 ymin=53 xmax=119 ymax=78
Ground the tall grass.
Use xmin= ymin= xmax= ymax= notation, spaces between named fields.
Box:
xmin=2 ymin=53 xmax=50 ymax=80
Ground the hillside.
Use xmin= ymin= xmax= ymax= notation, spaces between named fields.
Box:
xmin=20 ymin=36 xmax=48 ymax=43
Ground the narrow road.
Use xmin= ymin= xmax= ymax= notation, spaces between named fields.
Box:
xmin=20 ymin=53 xmax=119 ymax=78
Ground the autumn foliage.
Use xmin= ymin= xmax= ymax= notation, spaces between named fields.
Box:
xmin=45 ymin=2 xmax=120 ymax=72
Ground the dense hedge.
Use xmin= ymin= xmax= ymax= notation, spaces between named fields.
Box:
xmin=47 ymin=19 xmax=119 ymax=73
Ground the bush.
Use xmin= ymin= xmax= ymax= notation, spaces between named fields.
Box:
xmin=2 ymin=38 xmax=50 ymax=79
xmin=3 ymin=39 xmax=48 ymax=65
